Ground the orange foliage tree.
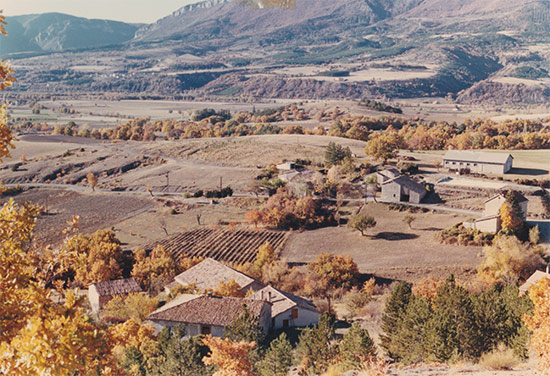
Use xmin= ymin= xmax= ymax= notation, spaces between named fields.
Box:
xmin=202 ymin=335 xmax=257 ymax=376
xmin=214 ymin=279 xmax=245 ymax=298
xmin=0 ymin=14 xmax=118 ymax=375
xmin=132 ymin=245 xmax=177 ymax=292
xmin=523 ymin=277 xmax=550 ymax=373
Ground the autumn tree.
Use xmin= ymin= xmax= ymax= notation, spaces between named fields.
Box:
xmin=65 ymin=229 xmax=127 ymax=286
xmin=305 ymin=253 xmax=359 ymax=312
xmin=132 ymin=245 xmax=178 ymax=293
xmin=477 ymin=235 xmax=544 ymax=285
xmin=245 ymin=210 xmax=263 ymax=228
xmin=348 ymin=212 xmax=377 ymax=236
xmin=102 ymin=293 xmax=158 ymax=323
xmin=0 ymin=18 xmax=119 ymax=374
xmin=214 ymin=279 xmax=246 ymax=298
xmin=523 ymin=276 xmax=550 ymax=373
xmin=364 ymin=132 xmax=403 ymax=163
xmin=202 ymin=335 xmax=257 ymax=376
xmin=87 ymin=172 xmax=98 ymax=191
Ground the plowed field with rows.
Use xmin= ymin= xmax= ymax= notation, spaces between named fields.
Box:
xmin=145 ymin=228 xmax=289 ymax=264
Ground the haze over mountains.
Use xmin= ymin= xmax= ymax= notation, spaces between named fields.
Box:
xmin=3 ymin=0 xmax=550 ymax=103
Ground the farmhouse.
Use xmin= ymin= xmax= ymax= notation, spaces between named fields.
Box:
xmin=147 ymin=294 xmax=272 ymax=337
xmin=464 ymin=191 xmax=528 ymax=233
xmin=166 ymin=258 xmax=265 ymax=294
xmin=250 ymin=285 xmax=320 ymax=329
xmin=443 ymin=151 xmax=513 ymax=174
xmin=380 ymin=175 xmax=427 ymax=204
xmin=88 ymin=278 xmax=143 ymax=313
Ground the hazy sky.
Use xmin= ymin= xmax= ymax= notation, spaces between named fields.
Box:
xmin=2 ymin=0 xmax=199 ymax=24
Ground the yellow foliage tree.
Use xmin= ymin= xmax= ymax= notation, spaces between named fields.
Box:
xmin=0 ymin=15 xmax=118 ymax=374
xmin=108 ymin=318 xmax=159 ymax=364
xmin=499 ymin=202 xmax=524 ymax=235
xmin=102 ymin=293 xmax=158 ymax=323
xmin=523 ymin=277 xmax=550 ymax=373
xmin=65 ymin=229 xmax=126 ymax=286
xmin=477 ymin=236 xmax=544 ymax=285
xmin=202 ymin=335 xmax=257 ymax=376
xmin=214 ymin=279 xmax=245 ymax=298
xmin=132 ymin=245 xmax=178 ymax=292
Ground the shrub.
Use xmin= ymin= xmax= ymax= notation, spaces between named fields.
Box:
xmin=193 ymin=190 xmax=204 ymax=198
xmin=438 ymin=223 xmax=494 ymax=246
xmin=479 ymin=345 xmax=520 ymax=371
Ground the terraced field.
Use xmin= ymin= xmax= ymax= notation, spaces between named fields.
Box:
xmin=145 ymin=228 xmax=289 ymax=264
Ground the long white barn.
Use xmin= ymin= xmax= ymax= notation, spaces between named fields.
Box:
xmin=443 ymin=151 xmax=513 ymax=174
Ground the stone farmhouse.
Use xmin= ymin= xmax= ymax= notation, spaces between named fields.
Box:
xmin=250 ymin=285 xmax=320 ymax=330
xmin=464 ymin=191 xmax=528 ymax=233
xmin=88 ymin=278 xmax=143 ymax=313
xmin=443 ymin=151 xmax=513 ymax=174
xmin=147 ymin=294 xmax=272 ymax=337
xmin=164 ymin=258 xmax=265 ymax=294
xmin=380 ymin=174 xmax=427 ymax=204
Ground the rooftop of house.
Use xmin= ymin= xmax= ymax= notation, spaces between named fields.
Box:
xmin=147 ymin=294 xmax=268 ymax=326
xmin=381 ymin=174 xmax=427 ymax=194
xmin=485 ymin=191 xmax=528 ymax=204
xmin=249 ymin=285 xmax=319 ymax=317
xmin=173 ymin=258 xmax=264 ymax=291
xmin=519 ymin=270 xmax=550 ymax=292
xmin=376 ymin=168 xmax=401 ymax=179
xmin=443 ymin=150 xmax=512 ymax=165
xmin=90 ymin=278 xmax=142 ymax=297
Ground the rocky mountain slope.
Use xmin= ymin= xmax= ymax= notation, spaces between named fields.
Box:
xmin=4 ymin=0 xmax=550 ymax=103
xmin=0 ymin=13 xmax=138 ymax=54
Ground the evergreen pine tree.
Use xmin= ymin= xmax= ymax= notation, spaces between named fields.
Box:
xmin=338 ymin=322 xmax=376 ymax=369
xmin=296 ymin=313 xmax=336 ymax=374
xmin=380 ymin=281 xmax=412 ymax=359
xmin=225 ymin=304 xmax=265 ymax=344
xmin=392 ymin=296 xmax=432 ymax=364
xmin=258 ymin=332 xmax=293 ymax=376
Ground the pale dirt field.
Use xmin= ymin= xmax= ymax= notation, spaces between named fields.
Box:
xmin=284 ymin=203 xmax=481 ymax=282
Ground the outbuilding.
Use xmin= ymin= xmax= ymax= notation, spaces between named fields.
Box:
xmin=380 ymin=175 xmax=427 ymax=204
xmin=88 ymin=278 xmax=143 ymax=313
xmin=443 ymin=151 xmax=513 ymax=174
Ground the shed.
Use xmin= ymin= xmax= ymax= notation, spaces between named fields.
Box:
xmin=88 ymin=278 xmax=143 ymax=313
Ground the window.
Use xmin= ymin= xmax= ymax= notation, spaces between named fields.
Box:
xmin=201 ymin=325 xmax=211 ymax=335
xmin=283 ymin=319 xmax=289 ymax=328
xmin=291 ymin=309 xmax=298 ymax=319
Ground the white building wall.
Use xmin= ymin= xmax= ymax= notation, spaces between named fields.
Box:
xmin=88 ymin=286 xmax=100 ymax=313
xmin=272 ymin=307 xmax=320 ymax=330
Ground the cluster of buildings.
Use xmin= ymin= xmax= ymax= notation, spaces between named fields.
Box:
xmin=88 ymin=258 xmax=320 ymax=337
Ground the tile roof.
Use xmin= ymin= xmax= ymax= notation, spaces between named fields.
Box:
xmin=443 ymin=150 xmax=512 ymax=165
xmin=249 ymin=285 xmax=319 ymax=317
xmin=381 ymin=175 xmax=427 ymax=194
xmin=90 ymin=278 xmax=142 ymax=296
xmin=147 ymin=295 xmax=268 ymax=326
xmin=174 ymin=258 xmax=264 ymax=291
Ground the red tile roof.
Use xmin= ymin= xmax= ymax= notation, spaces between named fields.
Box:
xmin=147 ymin=295 xmax=268 ymax=327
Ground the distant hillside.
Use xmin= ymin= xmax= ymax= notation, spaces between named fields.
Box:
xmin=0 ymin=13 xmax=138 ymax=55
